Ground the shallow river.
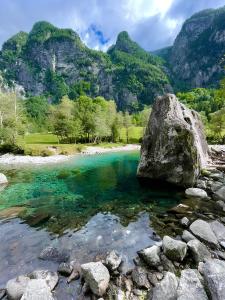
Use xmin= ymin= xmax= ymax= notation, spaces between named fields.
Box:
xmin=0 ymin=151 xmax=181 ymax=297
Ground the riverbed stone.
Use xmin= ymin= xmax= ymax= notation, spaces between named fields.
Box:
xmin=189 ymin=219 xmax=218 ymax=248
xmin=137 ymin=94 xmax=209 ymax=187
xmin=6 ymin=275 xmax=30 ymax=300
xmin=131 ymin=267 xmax=151 ymax=289
xmin=81 ymin=262 xmax=110 ymax=296
xmin=185 ymin=188 xmax=208 ymax=199
xmin=177 ymin=269 xmax=208 ymax=300
xmin=58 ymin=262 xmax=73 ymax=276
xmin=203 ymin=259 xmax=225 ymax=300
xmin=163 ymin=236 xmax=187 ymax=261
xmin=105 ymin=250 xmax=122 ymax=271
xmin=151 ymin=272 xmax=178 ymax=300
xmin=0 ymin=173 xmax=8 ymax=185
xmin=138 ymin=245 xmax=161 ymax=267
xmin=21 ymin=279 xmax=54 ymax=300
xmin=28 ymin=270 xmax=58 ymax=291
xmin=0 ymin=289 xmax=5 ymax=299
xmin=182 ymin=230 xmax=196 ymax=243
xmin=187 ymin=239 xmax=211 ymax=263
xmin=180 ymin=217 xmax=190 ymax=227
xmin=214 ymin=186 xmax=225 ymax=201
xmin=210 ymin=220 xmax=225 ymax=247
xmin=39 ymin=246 xmax=70 ymax=262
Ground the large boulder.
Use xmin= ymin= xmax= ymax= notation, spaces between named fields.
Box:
xmin=187 ymin=239 xmax=211 ymax=263
xmin=151 ymin=272 xmax=178 ymax=300
xmin=105 ymin=250 xmax=122 ymax=271
xmin=210 ymin=221 xmax=225 ymax=247
xmin=203 ymin=259 xmax=225 ymax=300
xmin=21 ymin=279 xmax=54 ymax=300
xmin=177 ymin=269 xmax=208 ymax=300
xmin=138 ymin=245 xmax=161 ymax=267
xmin=137 ymin=94 xmax=209 ymax=187
xmin=163 ymin=236 xmax=187 ymax=262
xmin=190 ymin=219 xmax=218 ymax=248
xmin=185 ymin=188 xmax=208 ymax=199
xmin=81 ymin=262 xmax=110 ymax=296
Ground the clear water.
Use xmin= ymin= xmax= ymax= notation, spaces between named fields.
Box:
xmin=0 ymin=151 xmax=181 ymax=294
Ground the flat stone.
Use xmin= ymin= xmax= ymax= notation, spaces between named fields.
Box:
xmin=163 ymin=236 xmax=187 ymax=262
xmin=28 ymin=270 xmax=58 ymax=291
xmin=39 ymin=246 xmax=70 ymax=262
xmin=21 ymin=279 xmax=54 ymax=300
xmin=151 ymin=272 xmax=178 ymax=300
xmin=210 ymin=220 xmax=225 ymax=246
xmin=177 ymin=269 xmax=208 ymax=300
xmin=187 ymin=239 xmax=211 ymax=263
xmin=105 ymin=250 xmax=122 ymax=271
xmin=203 ymin=259 xmax=225 ymax=300
xmin=190 ymin=219 xmax=219 ymax=248
xmin=138 ymin=245 xmax=161 ymax=267
xmin=131 ymin=267 xmax=151 ymax=290
xmin=81 ymin=261 xmax=110 ymax=296
xmin=185 ymin=188 xmax=208 ymax=199
xmin=6 ymin=275 xmax=30 ymax=300
xmin=182 ymin=230 xmax=196 ymax=243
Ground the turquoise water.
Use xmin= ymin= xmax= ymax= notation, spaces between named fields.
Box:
xmin=0 ymin=151 xmax=182 ymax=292
xmin=0 ymin=151 xmax=181 ymax=234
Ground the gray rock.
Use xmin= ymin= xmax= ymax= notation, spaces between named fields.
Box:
xmin=81 ymin=261 xmax=110 ymax=296
xmin=137 ymin=94 xmax=209 ymax=187
xmin=182 ymin=230 xmax=196 ymax=243
xmin=163 ymin=236 xmax=187 ymax=261
xmin=28 ymin=270 xmax=58 ymax=291
xmin=203 ymin=259 xmax=225 ymax=300
xmin=151 ymin=272 xmax=178 ymax=300
xmin=187 ymin=239 xmax=211 ymax=263
xmin=0 ymin=173 xmax=8 ymax=185
xmin=105 ymin=250 xmax=122 ymax=271
xmin=180 ymin=217 xmax=190 ymax=227
xmin=138 ymin=245 xmax=161 ymax=267
xmin=177 ymin=269 xmax=208 ymax=300
xmin=185 ymin=188 xmax=208 ymax=199
xmin=160 ymin=254 xmax=176 ymax=273
xmin=0 ymin=289 xmax=6 ymax=299
xmin=216 ymin=200 xmax=225 ymax=211
xmin=210 ymin=220 xmax=225 ymax=246
xmin=57 ymin=262 xmax=73 ymax=276
xmin=131 ymin=267 xmax=151 ymax=289
xmin=39 ymin=246 xmax=69 ymax=262
xmin=214 ymin=186 xmax=225 ymax=201
xmin=21 ymin=279 xmax=54 ymax=300
xmin=6 ymin=275 xmax=30 ymax=300
xmin=196 ymin=179 xmax=207 ymax=190
xmin=190 ymin=219 xmax=219 ymax=248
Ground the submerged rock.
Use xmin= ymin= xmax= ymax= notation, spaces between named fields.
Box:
xmin=185 ymin=188 xmax=208 ymax=199
xmin=190 ymin=219 xmax=218 ymax=248
xmin=137 ymin=94 xmax=209 ymax=187
xmin=0 ymin=173 xmax=8 ymax=185
xmin=58 ymin=262 xmax=73 ymax=276
xmin=138 ymin=245 xmax=161 ymax=267
xmin=177 ymin=269 xmax=208 ymax=300
xmin=21 ymin=279 xmax=54 ymax=300
xmin=39 ymin=246 xmax=70 ymax=262
xmin=81 ymin=261 xmax=110 ymax=296
xmin=203 ymin=259 xmax=225 ymax=300
xmin=6 ymin=275 xmax=30 ymax=300
xmin=163 ymin=236 xmax=187 ymax=262
xmin=151 ymin=272 xmax=178 ymax=300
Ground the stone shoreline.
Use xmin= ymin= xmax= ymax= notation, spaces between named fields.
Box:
xmin=0 ymin=145 xmax=140 ymax=165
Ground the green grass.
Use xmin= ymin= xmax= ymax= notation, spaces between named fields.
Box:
xmin=23 ymin=133 xmax=59 ymax=144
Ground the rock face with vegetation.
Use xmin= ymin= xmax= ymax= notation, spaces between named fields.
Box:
xmin=0 ymin=22 xmax=169 ymax=110
xmin=137 ymin=94 xmax=209 ymax=187
xmin=157 ymin=6 xmax=225 ymax=90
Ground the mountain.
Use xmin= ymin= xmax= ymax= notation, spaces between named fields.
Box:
xmin=0 ymin=22 xmax=170 ymax=110
xmin=159 ymin=6 xmax=225 ymax=90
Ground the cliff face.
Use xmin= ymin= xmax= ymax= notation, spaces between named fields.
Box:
xmin=0 ymin=22 xmax=169 ymax=109
xmin=169 ymin=7 xmax=225 ymax=89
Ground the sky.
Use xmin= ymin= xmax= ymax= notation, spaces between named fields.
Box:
xmin=0 ymin=0 xmax=224 ymax=51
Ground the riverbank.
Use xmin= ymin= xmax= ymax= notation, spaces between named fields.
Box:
xmin=0 ymin=144 xmax=140 ymax=165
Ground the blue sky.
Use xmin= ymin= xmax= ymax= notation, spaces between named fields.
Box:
xmin=0 ymin=0 xmax=224 ymax=51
